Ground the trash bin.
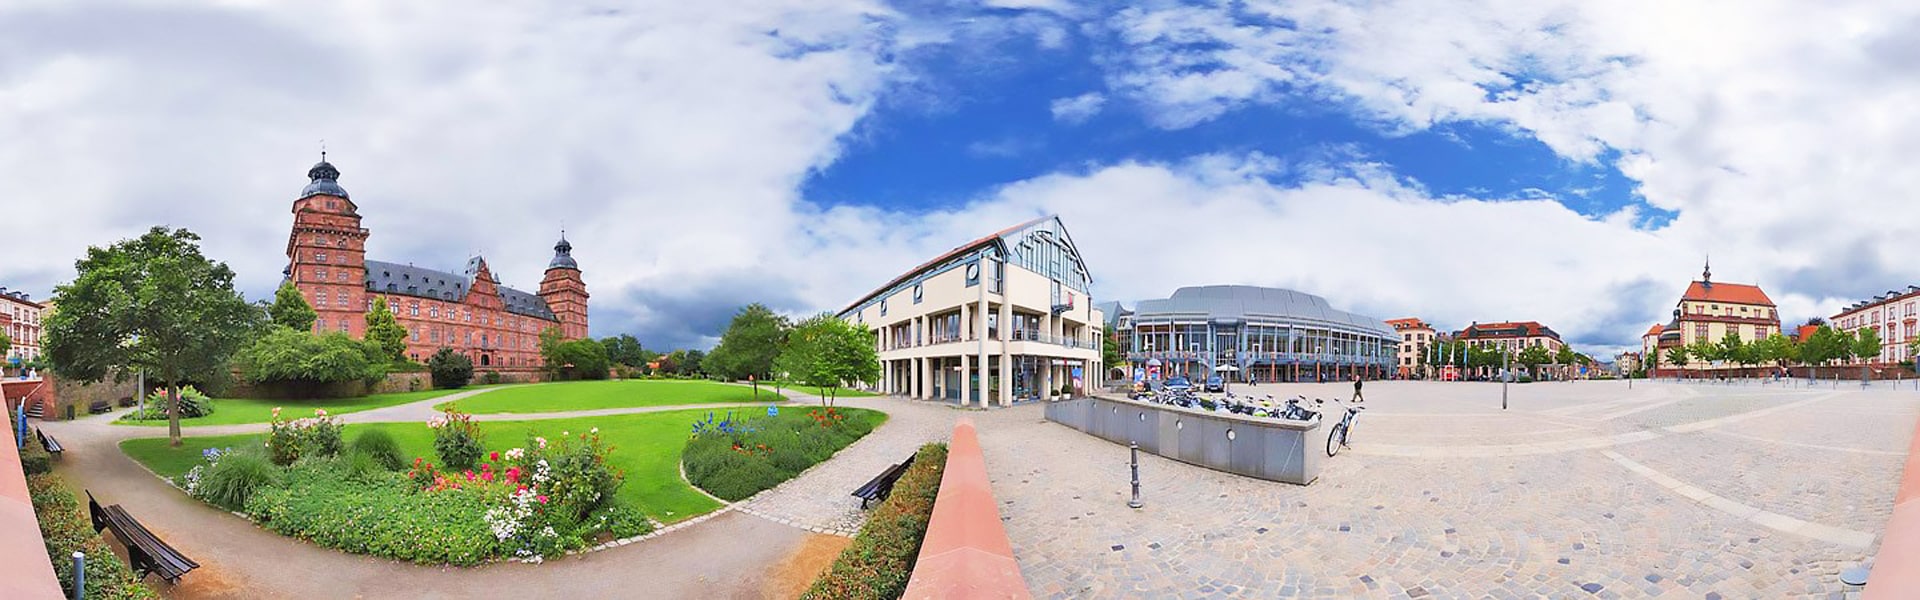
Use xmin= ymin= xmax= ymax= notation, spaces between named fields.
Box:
xmin=64 ymin=404 xmax=75 ymax=421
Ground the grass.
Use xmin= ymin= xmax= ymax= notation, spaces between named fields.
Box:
xmin=121 ymin=406 xmax=884 ymax=524
xmin=437 ymin=379 xmax=772 ymax=414
xmin=764 ymin=381 xmax=880 ymax=399
xmin=114 ymin=387 xmax=476 ymax=427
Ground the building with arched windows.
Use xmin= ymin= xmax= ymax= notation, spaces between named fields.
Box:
xmin=839 ymin=215 xmax=1105 ymax=407
xmin=283 ymin=157 xmax=588 ymax=372
xmin=1108 ymin=285 xmax=1397 ymax=383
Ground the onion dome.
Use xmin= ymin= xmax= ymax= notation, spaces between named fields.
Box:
xmin=300 ymin=157 xmax=349 ymax=200
xmin=548 ymin=233 xmax=578 ymax=270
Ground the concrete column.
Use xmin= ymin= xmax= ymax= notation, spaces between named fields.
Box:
xmin=960 ymin=353 xmax=972 ymax=407
xmin=999 ymin=353 xmax=1013 ymax=406
xmin=920 ymin=357 xmax=932 ymax=400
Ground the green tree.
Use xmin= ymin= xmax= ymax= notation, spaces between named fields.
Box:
xmin=1854 ymin=327 xmax=1883 ymax=364
xmin=775 ymin=313 xmax=880 ymax=406
xmin=0 ymin=332 xmax=10 ymax=367
xmin=1798 ymin=325 xmax=1843 ymax=378
xmin=234 ymin=327 xmax=387 ymax=393
xmin=363 ymin=297 xmax=409 ymax=364
xmin=1834 ymin=328 xmax=1858 ymax=364
xmin=428 ymin=348 xmax=474 ymax=389
xmin=44 ymin=227 xmax=262 ymax=446
xmin=1516 ymin=345 xmax=1550 ymax=379
xmin=1102 ymin=329 xmax=1125 ymax=371
xmin=1666 ymin=345 xmax=1690 ymax=377
xmin=703 ymin=304 xmax=790 ymax=381
xmin=1718 ymin=332 xmax=1750 ymax=374
xmin=599 ymin=334 xmax=647 ymax=367
xmin=1686 ymin=338 xmax=1721 ymax=376
xmin=540 ymin=327 xmax=611 ymax=380
xmin=268 ymin=281 xmax=318 ymax=331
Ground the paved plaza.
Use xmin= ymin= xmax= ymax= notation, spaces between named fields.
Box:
xmin=978 ymin=380 xmax=1917 ymax=599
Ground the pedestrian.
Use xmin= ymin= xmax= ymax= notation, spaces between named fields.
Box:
xmin=1351 ymin=374 xmax=1365 ymax=403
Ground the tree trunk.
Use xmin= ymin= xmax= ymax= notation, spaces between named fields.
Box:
xmin=167 ymin=383 xmax=183 ymax=447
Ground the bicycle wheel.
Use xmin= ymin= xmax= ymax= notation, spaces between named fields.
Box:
xmin=1326 ymin=423 xmax=1346 ymax=456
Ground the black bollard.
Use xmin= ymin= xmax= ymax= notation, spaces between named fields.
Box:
xmin=1128 ymin=442 xmax=1143 ymax=509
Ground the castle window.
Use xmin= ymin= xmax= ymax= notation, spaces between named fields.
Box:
xmin=411 ymin=328 xmax=420 ymax=342
xmin=430 ymin=329 xmax=439 ymax=343
xmin=465 ymin=311 xmax=472 ymax=323
xmin=316 ymin=252 xmax=328 ymax=263
xmin=409 ymin=302 xmax=420 ymax=316
xmin=430 ymin=306 xmax=439 ymax=318
xmin=337 ymin=318 xmax=349 ymax=331
xmin=318 ymin=289 xmax=330 ymax=305
xmin=336 ymin=295 xmax=348 ymax=308
xmin=386 ymin=283 xmax=396 ymax=292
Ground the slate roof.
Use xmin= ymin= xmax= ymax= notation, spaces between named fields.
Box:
xmin=1129 ymin=285 xmax=1394 ymax=336
xmin=364 ymin=259 xmax=556 ymax=320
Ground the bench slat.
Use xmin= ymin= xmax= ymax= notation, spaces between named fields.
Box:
xmin=98 ymin=502 xmax=198 ymax=581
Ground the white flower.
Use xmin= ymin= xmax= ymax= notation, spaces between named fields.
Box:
xmin=534 ymin=437 xmax=547 ymax=449
xmin=504 ymin=448 xmax=525 ymax=461
xmin=589 ymin=427 xmax=599 ymax=434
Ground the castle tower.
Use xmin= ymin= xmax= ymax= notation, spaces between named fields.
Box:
xmin=538 ymin=233 xmax=589 ymax=340
xmin=286 ymin=156 xmax=370 ymax=335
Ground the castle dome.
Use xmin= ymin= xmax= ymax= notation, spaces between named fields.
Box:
xmin=300 ymin=158 xmax=350 ymax=200
xmin=547 ymin=234 xmax=578 ymax=270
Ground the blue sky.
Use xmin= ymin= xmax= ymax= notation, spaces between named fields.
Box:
xmin=3 ymin=1 xmax=1917 ymax=356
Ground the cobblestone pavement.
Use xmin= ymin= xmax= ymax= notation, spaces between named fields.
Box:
xmin=736 ymin=393 xmax=962 ymax=536
xmin=978 ymin=381 xmax=1918 ymax=598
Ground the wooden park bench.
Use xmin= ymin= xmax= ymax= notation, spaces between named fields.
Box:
xmin=89 ymin=399 xmax=111 ymax=414
xmin=35 ymin=428 xmax=61 ymax=457
xmin=86 ymin=491 xmax=198 ymax=584
xmin=851 ymin=454 xmax=917 ymax=509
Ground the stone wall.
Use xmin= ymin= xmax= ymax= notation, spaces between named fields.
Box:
xmin=1048 ymin=395 xmax=1326 ymax=485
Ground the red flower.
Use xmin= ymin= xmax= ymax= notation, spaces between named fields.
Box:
xmin=490 ymin=451 xmax=500 ymax=461
xmin=465 ymin=471 xmax=476 ymax=481
xmin=481 ymin=471 xmax=494 ymax=482
xmin=537 ymin=495 xmax=549 ymax=504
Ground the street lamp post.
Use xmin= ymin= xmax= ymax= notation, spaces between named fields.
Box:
xmin=1501 ymin=347 xmax=1510 ymax=410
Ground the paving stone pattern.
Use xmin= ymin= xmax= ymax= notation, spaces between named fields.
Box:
xmin=977 ymin=381 xmax=1916 ymax=599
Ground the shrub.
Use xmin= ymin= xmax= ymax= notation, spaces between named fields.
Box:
xmin=429 ymin=348 xmax=475 ymax=389
xmin=343 ymin=451 xmax=388 ymax=484
xmin=19 ymin=435 xmax=52 ymax=475
xmin=682 ymin=408 xmax=885 ymax=501
xmin=27 ymin=474 xmax=159 ymax=599
xmin=523 ymin=429 xmax=624 ymax=520
xmin=483 ymin=370 xmax=503 ymax=385
xmin=265 ymin=408 xmax=344 ymax=466
xmin=122 ymin=385 xmax=215 ymax=421
xmin=431 ymin=407 xmax=485 ymax=470
xmin=192 ymin=448 xmax=278 ymax=511
xmin=246 ymin=461 xmax=505 ymax=565
xmin=349 ymin=428 xmax=405 ymax=471
xmin=804 ymin=443 xmax=948 ymax=600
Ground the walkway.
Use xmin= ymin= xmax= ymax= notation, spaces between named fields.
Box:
xmin=38 ymin=383 xmax=959 ymax=599
xmin=981 ymin=380 xmax=1917 ymax=598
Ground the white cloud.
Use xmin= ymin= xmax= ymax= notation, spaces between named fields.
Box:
xmin=1049 ymin=92 xmax=1105 ymax=123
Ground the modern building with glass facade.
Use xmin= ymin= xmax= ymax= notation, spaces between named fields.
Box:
xmin=838 ymin=215 xmax=1105 ymax=407
xmin=1108 ymin=285 xmax=1396 ymax=383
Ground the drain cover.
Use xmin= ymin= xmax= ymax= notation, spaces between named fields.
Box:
xmin=1840 ymin=565 xmax=1870 ymax=586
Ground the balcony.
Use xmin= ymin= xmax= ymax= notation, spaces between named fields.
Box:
xmin=1011 ymin=329 xmax=1089 ymax=349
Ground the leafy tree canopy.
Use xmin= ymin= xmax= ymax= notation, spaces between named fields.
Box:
xmin=775 ymin=313 xmax=879 ymax=405
xmin=428 ymin=347 xmax=474 ymax=389
xmin=364 ymin=297 xmax=409 ymax=364
xmin=540 ymin=326 xmax=610 ymax=380
xmin=235 ymin=326 xmax=387 ymax=386
xmin=599 ymin=334 xmax=648 ymax=367
xmin=704 ymin=303 xmax=790 ymax=381
xmin=268 ymin=281 xmax=317 ymax=331
xmin=44 ymin=226 xmax=262 ymax=445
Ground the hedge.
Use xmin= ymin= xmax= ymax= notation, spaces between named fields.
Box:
xmin=682 ymin=408 xmax=884 ymax=501
xmin=27 ymin=474 xmax=159 ymax=599
xmin=803 ymin=443 xmax=947 ymax=600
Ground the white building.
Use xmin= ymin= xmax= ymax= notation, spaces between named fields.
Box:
xmin=839 ymin=215 xmax=1104 ymax=407
xmin=1831 ymin=285 xmax=1920 ymax=366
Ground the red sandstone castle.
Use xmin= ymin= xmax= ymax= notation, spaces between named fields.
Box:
xmin=284 ymin=157 xmax=588 ymax=371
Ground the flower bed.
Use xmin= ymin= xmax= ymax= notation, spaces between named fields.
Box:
xmin=803 ymin=443 xmax=947 ymax=600
xmin=680 ymin=407 xmax=886 ymax=501
xmin=165 ymin=408 xmax=651 ymax=565
xmin=28 ymin=474 xmax=158 ymax=599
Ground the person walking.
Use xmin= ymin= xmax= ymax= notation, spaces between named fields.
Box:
xmin=1351 ymin=374 xmax=1365 ymax=403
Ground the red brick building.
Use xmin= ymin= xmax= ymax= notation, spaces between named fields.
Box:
xmin=284 ymin=158 xmax=588 ymax=371
xmin=0 ymin=289 xmax=45 ymax=367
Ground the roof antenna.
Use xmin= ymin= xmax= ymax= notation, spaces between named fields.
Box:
xmin=320 ymin=139 xmax=327 ymax=162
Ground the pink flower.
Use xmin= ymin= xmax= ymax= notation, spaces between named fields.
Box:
xmin=490 ymin=451 xmax=500 ymax=461
xmin=314 ymin=408 xmax=328 ymax=417
xmin=481 ymin=471 xmax=494 ymax=482
xmin=537 ymin=495 xmax=549 ymax=504
xmin=271 ymin=407 xmax=282 ymax=417
xmin=465 ymin=471 xmax=476 ymax=481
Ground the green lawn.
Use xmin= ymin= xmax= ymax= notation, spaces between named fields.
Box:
xmin=436 ymin=379 xmax=772 ymax=414
xmin=121 ymin=407 xmax=849 ymax=523
xmin=763 ymin=381 xmax=880 ymax=398
xmin=114 ymin=387 xmax=476 ymax=427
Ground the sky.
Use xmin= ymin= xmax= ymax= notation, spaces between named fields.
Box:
xmin=4 ymin=0 xmax=1919 ymax=357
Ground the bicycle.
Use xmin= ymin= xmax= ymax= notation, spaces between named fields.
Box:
xmin=1314 ymin=398 xmax=1364 ymax=456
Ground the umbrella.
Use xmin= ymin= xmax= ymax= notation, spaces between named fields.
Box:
xmin=1145 ymin=358 xmax=1162 ymax=366
xmin=1215 ymin=364 xmax=1240 ymax=371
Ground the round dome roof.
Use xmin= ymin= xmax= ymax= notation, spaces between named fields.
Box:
xmin=299 ymin=160 xmax=349 ymax=199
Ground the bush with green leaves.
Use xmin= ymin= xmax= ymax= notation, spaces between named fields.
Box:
xmin=265 ymin=408 xmax=345 ymax=466
xmin=19 ymin=434 xmax=52 ymax=475
xmin=429 ymin=348 xmax=474 ymax=389
xmin=804 ymin=443 xmax=947 ymax=600
xmin=682 ymin=407 xmax=885 ymax=501
xmin=349 ymin=428 xmax=405 ymax=471
xmin=523 ymin=429 xmax=624 ymax=520
xmin=189 ymin=447 xmax=278 ymax=510
xmin=483 ymin=370 xmax=503 ymax=385
xmin=27 ymin=474 xmax=160 ymax=599
xmin=430 ymin=406 xmax=485 ymax=470
xmin=235 ymin=326 xmax=388 ymax=388
xmin=121 ymin=385 xmax=215 ymax=421
xmin=245 ymin=460 xmax=506 ymax=565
